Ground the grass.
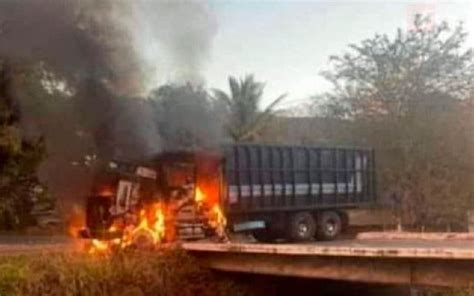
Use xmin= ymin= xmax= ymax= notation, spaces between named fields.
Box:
xmin=0 ymin=248 xmax=253 ymax=296
xmin=0 ymin=248 xmax=470 ymax=296
xmin=416 ymin=287 xmax=474 ymax=296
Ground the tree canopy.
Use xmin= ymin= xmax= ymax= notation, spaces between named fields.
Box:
xmin=213 ymin=75 xmax=285 ymax=142
xmin=320 ymin=16 xmax=474 ymax=118
xmin=0 ymin=62 xmax=45 ymax=229
xmin=315 ymin=16 xmax=474 ymax=230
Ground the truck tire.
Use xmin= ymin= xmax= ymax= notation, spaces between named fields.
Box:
xmin=287 ymin=212 xmax=316 ymax=242
xmin=316 ymin=211 xmax=342 ymax=240
xmin=252 ymin=229 xmax=277 ymax=243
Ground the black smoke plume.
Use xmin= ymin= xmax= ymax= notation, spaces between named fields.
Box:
xmin=0 ymin=0 xmax=219 ymax=219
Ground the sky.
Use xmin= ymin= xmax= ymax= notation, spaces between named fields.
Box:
xmin=197 ymin=0 xmax=474 ymax=108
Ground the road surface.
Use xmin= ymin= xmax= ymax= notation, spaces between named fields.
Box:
xmin=0 ymin=234 xmax=473 ymax=259
xmin=0 ymin=235 xmax=76 ymax=255
xmin=183 ymin=238 xmax=474 ymax=260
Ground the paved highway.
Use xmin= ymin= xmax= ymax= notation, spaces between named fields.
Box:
xmin=0 ymin=235 xmax=75 ymax=255
xmin=183 ymin=238 xmax=474 ymax=259
xmin=0 ymin=234 xmax=473 ymax=259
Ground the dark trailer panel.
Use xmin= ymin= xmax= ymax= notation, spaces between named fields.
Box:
xmin=223 ymin=144 xmax=376 ymax=214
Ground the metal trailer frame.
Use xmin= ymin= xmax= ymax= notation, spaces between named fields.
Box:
xmin=223 ymin=144 xmax=376 ymax=215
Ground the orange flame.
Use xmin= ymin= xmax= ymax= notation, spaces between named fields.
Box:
xmin=89 ymin=239 xmax=109 ymax=254
xmin=210 ymin=204 xmax=227 ymax=237
xmin=88 ymin=203 xmax=166 ymax=254
xmin=195 ymin=186 xmax=227 ymax=238
xmin=68 ymin=204 xmax=85 ymax=238
xmin=129 ymin=205 xmax=166 ymax=245
xmin=98 ymin=186 xmax=114 ymax=197
xmin=212 ymin=204 xmax=226 ymax=227
xmin=195 ymin=187 xmax=205 ymax=203
xmin=87 ymin=184 xmax=228 ymax=254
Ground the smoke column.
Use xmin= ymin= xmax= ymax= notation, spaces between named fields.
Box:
xmin=0 ymin=0 xmax=154 ymax=212
xmin=129 ymin=0 xmax=222 ymax=150
xmin=0 ymin=0 xmax=219 ymax=157
xmin=131 ymin=0 xmax=218 ymax=86
xmin=0 ymin=0 xmax=219 ymax=217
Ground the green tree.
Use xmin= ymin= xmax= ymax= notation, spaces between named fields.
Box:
xmin=316 ymin=16 xmax=474 ymax=230
xmin=320 ymin=16 xmax=474 ymax=118
xmin=213 ymin=75 xmax=286 ymax=142
xmin=0 ymin=61 xmax=45 ymax=230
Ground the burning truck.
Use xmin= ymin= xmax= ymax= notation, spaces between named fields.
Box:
xmin=79 ymin=144 xmax=376 ymax=248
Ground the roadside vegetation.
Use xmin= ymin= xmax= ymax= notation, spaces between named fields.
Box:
xmin=419 ymin=288 xmax=473 ymax=296
xmin=0 ymin=63 xmax=48 ymax=230
xmin=313 ymin=16 xmax=474 ymax=231
xmin=212 ymin=74 xmax=286 ymax=142
xmin=256 ymin=16 xmax=474 ymax=232
xmin=0 ymin=248 xmax=253 ymax=296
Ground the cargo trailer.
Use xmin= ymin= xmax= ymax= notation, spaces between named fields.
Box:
xmin=223 ymin=144 xmax=376 ymax=241
xmin=80 ymin=144 xmax=376 ymax=243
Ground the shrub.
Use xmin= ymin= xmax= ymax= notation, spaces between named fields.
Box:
xmin=0 ymin=249 xmax=252 ymax=296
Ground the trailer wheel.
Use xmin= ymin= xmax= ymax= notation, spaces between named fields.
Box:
xmin=316 ymin=211 xmax=342 ymax=240
xmin=252 ymin=229 xmax=276 ymax=243
xmin=287 ymin=212 xmax=316 ymax=242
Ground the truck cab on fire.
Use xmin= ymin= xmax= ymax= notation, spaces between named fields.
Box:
xmin=81 ymin=151 xmax=225 ymax=243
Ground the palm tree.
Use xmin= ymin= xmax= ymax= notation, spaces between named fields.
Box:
xmin=213 ymin=75 xmax=286 ymax=142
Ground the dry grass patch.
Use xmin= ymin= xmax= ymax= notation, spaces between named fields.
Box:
xmin=0 ymin=248 xmax=252 ymax=296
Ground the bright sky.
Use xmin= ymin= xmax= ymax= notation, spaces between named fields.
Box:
xmin=202 ymin=0 xmax=474 ymax=108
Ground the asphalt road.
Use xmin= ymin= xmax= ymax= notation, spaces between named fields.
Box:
xmin=0 ymin=234 xmax=474 ymax=258
xmin=0 ymin=235 xmax=76 ymax=256
xmin=326 ymin=239 xmax=474 ymax=250
xmin=0 ymin=234 xmax=70 ymax=245
xmin=183 ymin=237 xmax=474 ymax=260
